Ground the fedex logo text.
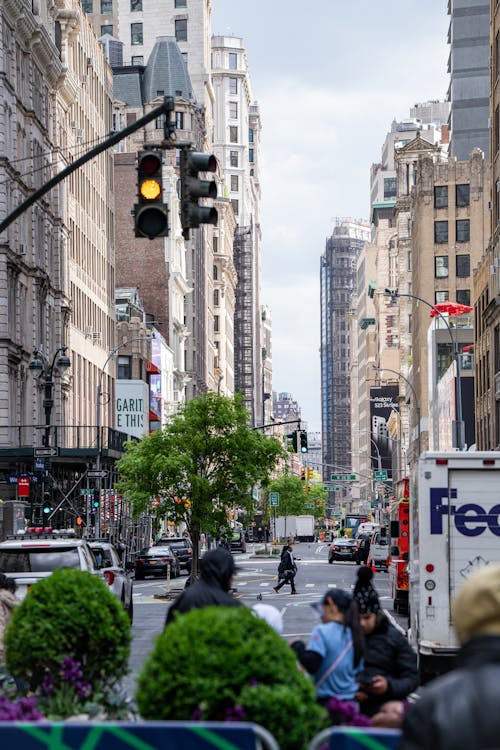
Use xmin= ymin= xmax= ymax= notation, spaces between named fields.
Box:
xmin=430 ymin=487 xmax=500 ymax=537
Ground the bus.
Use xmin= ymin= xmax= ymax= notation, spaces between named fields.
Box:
xmin=342 ymin=514 xmax=369 ymax=538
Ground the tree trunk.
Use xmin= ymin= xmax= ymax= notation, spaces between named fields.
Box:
xmin=190 ymin=521 xmax=201 ymax=581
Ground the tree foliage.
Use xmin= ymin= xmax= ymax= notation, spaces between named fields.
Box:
xmin=265 ymin=474 xmax=327 ymax=519
xmin=117 ymin=393 xmax=285 ymax=569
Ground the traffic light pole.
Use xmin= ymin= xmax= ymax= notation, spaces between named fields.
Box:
xmin=0 ymin=98 xmax=176 ymax=236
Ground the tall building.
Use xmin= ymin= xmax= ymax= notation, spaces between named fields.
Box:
xmin=448 ymin=0 xmax=490 ymax=159
xmin=321 ymin=220 xmax=371 ymax=484
xmin=212 ymin=35 xmax=263 ymax=425
xmin=272 ymin=392 xmax=300 ymax=422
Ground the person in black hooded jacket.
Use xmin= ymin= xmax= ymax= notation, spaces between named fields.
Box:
xmin=165 ymin=547 xmax=241 ymax=626
xmin=353 ymin=566 xmax=418 ymax=717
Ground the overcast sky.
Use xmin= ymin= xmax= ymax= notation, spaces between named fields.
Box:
xmin=211 ymin=1 xmax=450 ymax=431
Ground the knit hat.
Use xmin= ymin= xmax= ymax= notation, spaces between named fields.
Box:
xmin=452 ymin=563 xmax=500 ymax=645
xmin=353 ymin=566 xmax=381 ymax=614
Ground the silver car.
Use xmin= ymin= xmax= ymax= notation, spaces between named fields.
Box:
xmin=88 ymin=540 xmax=134 ymax=622
xmin=0 ymin=532 xmax=101 ymax=601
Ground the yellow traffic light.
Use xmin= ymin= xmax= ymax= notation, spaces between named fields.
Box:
xmin=300 ymin=468 xmax=306 ymax=480
xmin=140 ymin=178 xmax=161 ymax=200
xmin=307 ymin=467 xmax=313 ymax=480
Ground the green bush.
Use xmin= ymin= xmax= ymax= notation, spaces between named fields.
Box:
xmin=5 ymin=569 xmax=131 ymax=694
xmin=136 ymin=606 xmax=328 ymax=750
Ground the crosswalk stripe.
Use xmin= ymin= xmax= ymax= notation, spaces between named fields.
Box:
xmin=260 ymin=582 xmax=270 ymax=587
xmin=327 ymin=583 xmax=337 ymax=588
xmin=305 ymin=583 xmax=315 ymax=588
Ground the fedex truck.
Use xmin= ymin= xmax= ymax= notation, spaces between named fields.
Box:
xmin=410 ymin=452 xmax=500 ymax=682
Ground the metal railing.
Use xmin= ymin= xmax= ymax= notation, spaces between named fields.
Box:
xmin=0 ymin=425 xmax=133 ymax=452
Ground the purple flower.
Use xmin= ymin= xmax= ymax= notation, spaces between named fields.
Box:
xmin=350 ymin=714 xmax=372 ymax=727
xmin=247 ymin=679 xmax=260 ymax=687
xmin=74 ymin=680 xmax=92 ymax=700
xmin=42 ymin=673 xmax=55 ymax=696
xmin=61 ymin=657 xmax=84 ymax=683
xmin=190 ymin=706 xmax=203 ymax=721
xmin=224 ymin=705 xmax=246 ymax=722
xmin=325 ymin=697 xmax=361 ymax=725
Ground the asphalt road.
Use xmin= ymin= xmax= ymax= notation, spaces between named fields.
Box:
xmin=123 ymin=542 xmax=406 ymax=699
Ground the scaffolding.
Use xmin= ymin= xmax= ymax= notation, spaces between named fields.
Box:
xmin=233 ymin=224 xmax=255 ymax=424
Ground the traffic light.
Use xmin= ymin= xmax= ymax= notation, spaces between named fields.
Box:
xmin=43 ymin=504 xmax=51 ymax=515
xmin=307 ymin=467 xmax=313 ymax=480
xmin=93 ymin=490 xmax=100 ymax=509
xmin=179 ymin=149 xmax=218 ymax=239
xmin=285 ymin=431 xmax=298 ymax=452
xmin=299 ymin=430 xmax=308 ymax=453
xmin=134 ymin=149 xmax=169 ymax=239
xmin=300 ymin=467 xmax=306 ymax=481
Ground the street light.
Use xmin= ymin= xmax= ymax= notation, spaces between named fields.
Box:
xmin=372 ymin=366 xmax=421 ymax=457
xmin=384 ymin=289 xmax=465 ymax=450
xmin=29 ymin=347 xmax=71 ymax=447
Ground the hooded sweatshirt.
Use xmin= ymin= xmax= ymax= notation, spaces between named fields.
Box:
xmin=165 ymin=547 xmax=242 ymax=626
xmin=0 ymin=588 xmax=19 ymax=665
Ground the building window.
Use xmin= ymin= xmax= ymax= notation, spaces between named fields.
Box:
xmin=231 ymin=174 xmax=238 ymax=192
xmin=231 ymin=199 xmax=239 ymax=215
xmin=383 ymin=177 xmax=397 ymax=200
xmin=131 ymin=23 xmax=143 ymax=45
xmin=81 ymin=0 xmax=93 ymax=11
xmin=456 ymin=184 xmax=470 ymax=207
xmin=100 ymin=0 xmax=112 ymax=12
xmin=229 ymin=77 xmax=238 ymax=94
xmin=131 ymin=55 xmax=144 ymax=64
xmin=213 ymin=264 xmax=218 ymax=280
xmin=229 ymin=126 xmax=238 ymax=143
xmin=175 ymin=0 xmax=187 ymax=6
xmin=456 ymin=254 xmax=470 ymax=277
xmin=101 ymin=24 xmax=113 ymax=35
xmin=435 ymin=290 xmax=449 ymax=304
xmin=229 ymin=101 xmax=238 ymax=119
xmin=230 ymin=150 xmax=238 ymax=167
xmin=175 ymin=18 xmax=187 ymax=42
xmin=214 ymin=315 xmax=220 ymax=333
xmin=249 ymin=128 xmax=254 ymax=143
xmin=118 ymin=356 xmax=131 ymax=380
xmin=434 ymin=220 xmax=448 ymax=244
xmin=214 ymin=289 xmax=220 ymax=306
xmin=175 ymin=111 xmax=184 ymax=129
xmin=456 ymin=219 xmax=470 ymax=243
xmin=435 ymin=255 xmax=449 ymax=278
xmin=434 ymin=185 xmax=448 ymax=209
xmin=130 ymin=0 xmax=142 ymax=10
xmin=456 ymin=289 xmax=471 ymax=306
xmin=228 ymin=52 xmax=237 ymax=70
xmin=249 ymin=148 xmax=254 ymax=163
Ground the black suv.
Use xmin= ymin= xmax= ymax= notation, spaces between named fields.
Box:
xmin=157 ymin=536 xmax=192 ymax=571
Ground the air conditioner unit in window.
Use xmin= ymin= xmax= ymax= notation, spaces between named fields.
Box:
xmin=70 ymin=120 xmax=77 ymax=129
xmin=76 ymin=129 xmax=84 ymax=139
xmin=81 ymin=75 xmax=88 ymax=85
xmin=18 ymin=243 xmax=26 ymax=255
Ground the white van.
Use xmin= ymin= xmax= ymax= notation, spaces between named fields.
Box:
xmin=368 ymin=528 xmax=389 ymax=570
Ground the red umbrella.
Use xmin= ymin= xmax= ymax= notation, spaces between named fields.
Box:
xmin=429 ymin=301 xmax=473 ymax=317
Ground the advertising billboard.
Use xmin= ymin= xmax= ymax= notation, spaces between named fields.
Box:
xmin=369 ymin=385 xmax=399 ymax=475
xmin=115 ymin=380 xmax=149 ymax=439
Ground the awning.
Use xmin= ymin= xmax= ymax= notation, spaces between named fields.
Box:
xmin=149 ymin=409 xmax=161 ymax=422
xmin=146 ymin=360 xmax=161 ymax=374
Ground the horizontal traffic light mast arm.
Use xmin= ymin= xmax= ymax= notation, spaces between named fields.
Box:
xmin=251 ymin=418 xmax=302 ymax=431
xmin=0 ymin=97 xmax=176 ymax=235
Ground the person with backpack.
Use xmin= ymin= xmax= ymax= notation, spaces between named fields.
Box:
xmin=274 ymin=543 xmax=298 ymax=594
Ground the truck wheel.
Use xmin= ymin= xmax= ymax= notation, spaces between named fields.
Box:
xmin=393 ymin=598 xmax=399 ymax=614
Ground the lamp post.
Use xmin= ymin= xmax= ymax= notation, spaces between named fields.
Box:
xmin=29 ymin=347 xmax=71 ymax=447
xmin=372 ymin=366 xmax=421 ymax=458
xmin=384 ymin=289 xmax=465 ymax=450
xmin=95 ymin=336 xmax=152 ymax=537
xmin=29 ymin=347 xmax=71 ymax=525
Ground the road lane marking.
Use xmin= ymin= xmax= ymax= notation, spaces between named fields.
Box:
xmin=305 ymin=583 xmax=315 ymax=588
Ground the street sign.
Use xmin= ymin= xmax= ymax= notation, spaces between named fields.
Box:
xmin=334 ymin=486 xmax=340 ymax=491
xmin=374 ymin=470 xmax=388 ymax=480
xmin=330 ymin=473 xmax=357 ymax=481
xmin=87 ymin=470 xmax=108 ymax=479
xmin=34 ymin=459 xmax=45 ymax=471
xmin=323 ymin=485 xmax=330 ymax=491
xmin=34 ymin=447 xmax=59 ymax=457
xmin=269 ymin=491 xmax=279 ymax=507
xmin=79 ymin=489 xmax=94 ymax=496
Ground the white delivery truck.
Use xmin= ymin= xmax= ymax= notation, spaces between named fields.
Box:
xmin=410 ymin=451 xmax=500 ymax=682
xmin=295 ymin=515 xmax=315 ymax=542
xmin=275 ymin=515 xmax=297 ymax=541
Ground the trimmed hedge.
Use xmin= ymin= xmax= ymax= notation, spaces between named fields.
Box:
xmin=5 ymin=569 xmax=131 ymax=693
xmin=136 ymin=606 xmax=328 ymax=750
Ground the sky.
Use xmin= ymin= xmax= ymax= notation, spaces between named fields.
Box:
xmin=211 ymin=1 xmax=450 ymax=432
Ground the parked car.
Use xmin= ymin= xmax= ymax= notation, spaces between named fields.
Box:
xmin=134 ymin=545 xmax=181 ymax=580
xmin=328 ymin=538 xmax=359 ymax=563
xmin=157 ymin=536 xmax=192 ymax=571
xmin=230 ymin=531 xmax=246 ymax=553
xmin=88 ymin=540 xmax=134 ymax=621
xmin=0 ymin=531 xmax=102 ymax=600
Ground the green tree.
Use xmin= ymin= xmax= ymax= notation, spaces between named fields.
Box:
xmin=266 ymin=475 xmax=327 ymax=520
xmin=117 ymin=393 xmax=285 ymax=576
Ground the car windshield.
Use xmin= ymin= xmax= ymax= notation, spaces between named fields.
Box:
xmin=168 ymin=542 xmax=185 ymax=550
xmin=90 ymin=547 xmax=114 ymax=566
xmin=147 ymin=547 xmax=172 ymax=556
xmin=0 ymin=547 xmax=81 ymax=572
